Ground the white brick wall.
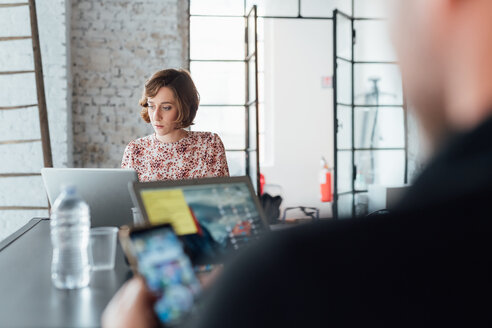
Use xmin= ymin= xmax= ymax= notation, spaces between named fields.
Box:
xmin=0 ymin=0 xmax=71 ymax=241
xmin=71 ymin=0 xmax=189 ymax=168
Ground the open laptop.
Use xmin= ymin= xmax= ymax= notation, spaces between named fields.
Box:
xmin=41 ymin=168 xmax=138 ymax=227
xmin=129 ymin=176 xmax=270 ymax=264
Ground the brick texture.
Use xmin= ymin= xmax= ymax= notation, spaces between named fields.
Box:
xmin=71 ymin=0 xmax=189 ymax=168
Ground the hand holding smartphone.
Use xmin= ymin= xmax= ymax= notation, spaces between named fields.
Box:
xmin=119 ymin=224 xmax=201 ymax=326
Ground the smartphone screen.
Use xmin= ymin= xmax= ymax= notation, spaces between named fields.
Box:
xmin=129 ymin=225 xmax=201 ymax=325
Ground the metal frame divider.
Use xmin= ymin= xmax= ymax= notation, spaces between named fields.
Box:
xmin=187 ymin=1 xmax=337 ymax=196
xmin=332 ymin=10 xmax=339 ymax=218
xmin=332 ymin=9 xmax=409 ymax=219
xmin=245 ymin=5 xmax=261 ymax=196
xmin=188 ymin=2 xmax=263 ymax=194
xmin=188 ymin=1 xmax=409 ymax=217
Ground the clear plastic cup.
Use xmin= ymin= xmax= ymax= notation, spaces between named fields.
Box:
xmin=89 ymin=227 xmax=118 ymax=271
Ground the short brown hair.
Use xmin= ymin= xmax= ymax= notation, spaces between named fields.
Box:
xmin=139 ymin=69 xmax=199 ymax=128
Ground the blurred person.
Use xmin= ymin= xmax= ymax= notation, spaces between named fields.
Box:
xmin=104 ymin=0 xmax=492 ymax=326
xmin=121 ymin=69 xmax=229 ymax=181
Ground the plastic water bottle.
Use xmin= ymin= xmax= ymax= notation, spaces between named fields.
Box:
xmin=50 ymin=185 xmax=91 ymax=289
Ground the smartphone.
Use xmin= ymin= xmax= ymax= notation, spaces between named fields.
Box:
xmin=119 ymin=224 xmax=202 ymax=326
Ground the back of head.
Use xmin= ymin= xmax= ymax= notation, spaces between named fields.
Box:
xmin=390 ymin=0 xmax=492 ymax=152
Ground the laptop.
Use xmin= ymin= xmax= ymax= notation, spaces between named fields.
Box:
xmin=41 ymin=168 xmax=138 ymax=227
xmin=129 ymin=176 xmax=270 ymax=264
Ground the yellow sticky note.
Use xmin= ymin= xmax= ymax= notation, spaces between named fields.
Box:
xmin=140 ymin=189 xmax=198 ymax=235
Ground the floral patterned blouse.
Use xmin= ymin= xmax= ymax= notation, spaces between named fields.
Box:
xmin=121 ymin=131 xmax=230 ymax=181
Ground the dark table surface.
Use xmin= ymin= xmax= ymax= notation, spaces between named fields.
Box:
xmin=0 ymin=218 xmax=132 ymax=328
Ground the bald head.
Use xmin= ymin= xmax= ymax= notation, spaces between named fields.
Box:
xmin=390 ymin=0 xmax=492 ymax=150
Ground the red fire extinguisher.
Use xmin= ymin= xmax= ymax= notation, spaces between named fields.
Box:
xmin=260 ymin=173 xmax=265 ymax=195
xmin=320 ymin=157 xmax=332 ymax=202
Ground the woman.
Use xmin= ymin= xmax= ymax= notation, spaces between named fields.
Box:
xmin=121 ymin=69 xmax=229 ymax=181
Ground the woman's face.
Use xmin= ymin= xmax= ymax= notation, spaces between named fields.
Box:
xmin=147 ymin=87 xmax=180 ymax=136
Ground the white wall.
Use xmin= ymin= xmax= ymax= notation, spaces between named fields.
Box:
xmin=261 ymin=19 xmax=334 ymax=219
xmin=0 ymin=0 xmax=71 ymax=241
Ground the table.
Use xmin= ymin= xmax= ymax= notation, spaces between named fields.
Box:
xmin=0 ymin=218 xmax=131 ymax=328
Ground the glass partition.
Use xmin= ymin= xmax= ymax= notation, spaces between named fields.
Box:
xmin=189 ymin=3 xmax=260 ymax=194
xmin=333 ymin=9 xmax=408 ymax=218
xmin=333 ymin=10 xmax=354 ymax=218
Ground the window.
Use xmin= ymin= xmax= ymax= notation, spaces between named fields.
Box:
xmin=189 ymin=1 xmax=265 ymax=184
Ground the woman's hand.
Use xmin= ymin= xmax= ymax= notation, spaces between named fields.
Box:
xmin=102 ymin=276 xmax=159 ymax=328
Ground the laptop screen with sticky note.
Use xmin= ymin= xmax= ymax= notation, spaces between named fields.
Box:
xmin=130 ymin=176 xmax=270 ymax=264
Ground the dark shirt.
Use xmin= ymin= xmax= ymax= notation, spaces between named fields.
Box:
xmin=189 ymin=117 xmax=492 ymax=327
